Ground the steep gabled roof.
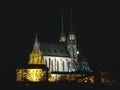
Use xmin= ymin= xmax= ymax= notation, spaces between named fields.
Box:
xmin=40 ymin=43 xmax=70 ymax=57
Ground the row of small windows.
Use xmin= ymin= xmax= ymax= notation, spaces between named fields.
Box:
xmin=42 ymin=49 xmax=63 ymax=53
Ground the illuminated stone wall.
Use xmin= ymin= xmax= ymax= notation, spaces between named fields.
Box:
xmin=16 ymin=69 xmax=47 ymax=82
xmin=43 ymin=56 xmax=76 ymax=72
xmin=48 ymin=73 xmax=94 ymax=84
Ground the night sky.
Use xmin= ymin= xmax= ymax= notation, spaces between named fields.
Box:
xmin=1 ymin=0 xmax=120 ymax=73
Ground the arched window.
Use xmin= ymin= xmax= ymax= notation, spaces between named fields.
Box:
xmin=45 ymin=60 xmax=47 ymax=66
xmin=54 ymin=58 xmax=56 ymax=71
xmin=51 ymin=60 xmax=53 ymax=71
xmin=62 ymin=61 xmax=64 ymax=72
xmin=49 ymin=58 xmax=50 ymax=69
xmin=67 ymin=60 xmax=70 ymax=72
xmin=57 ymin=60 xmax=59 ymax=71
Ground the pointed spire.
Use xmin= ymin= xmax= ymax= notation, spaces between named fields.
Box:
xmin=35 ymin=33 xmax=38 ymax=43
xmin=68 ymin=2 xmax=76 ymax=40
xmin=59 ymin=8 xmax=66 ymax=43
xmin=70 ymin=2 xmax=73 ymax=33
xmin=33 ymin=33 xmax=40 ymax=50
xmin=61 ymin=8 xmax=64 ymax=36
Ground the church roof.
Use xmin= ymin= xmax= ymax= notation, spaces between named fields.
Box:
xmin=40 ymin=43 xmax=70 ymax=57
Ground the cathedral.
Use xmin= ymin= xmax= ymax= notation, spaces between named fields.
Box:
xmin=16 ymin=8 xmax=94 ymax=83
xmin=38 ymin=9 xmax=91 ymax=73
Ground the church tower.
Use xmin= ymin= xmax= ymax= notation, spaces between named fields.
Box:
xmin=16 ymin=34 xmax=49 ymax=82
xmin=67 ymin=5 xmax=78 ymax=60
xmin=28 ymin=34 xmax=44 ymax=64
xmin=59 ymin=8 xmax=66 ymax=43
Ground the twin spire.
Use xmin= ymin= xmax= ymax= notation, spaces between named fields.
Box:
xmin=61 ymin=8 xmax=65 ymax=38
xmin=59 ymin=5 xmax=75 ymax=43
xmin=59 ymin=8 xmax=66 ymax=43
xmin=70 ymin=2 xmax=73 ymax=33
xmin=34 ymin=6 xmax=75 ymax=44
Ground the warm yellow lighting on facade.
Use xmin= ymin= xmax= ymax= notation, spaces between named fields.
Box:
xmin=29 ymin=50 xmax=44 ymax=64
xmin=48 ymin=73 xmax=94 ymax=83
xmin=26 ymin=69 xmax=45 ymax=82
xmin=69 ymin=34 xmax=75 ymax=40
xmin=84 ymin=80 xmax=87 ymax=83
xmin=16 ymin=37 xmax=48 ymax=82
xmin=77 ymin=75 xmax=94 ymax=84
xmin=16 ymin=69 xmax=46 ymax=82
xmin=59 ymin=37 xmax=66 ymax=42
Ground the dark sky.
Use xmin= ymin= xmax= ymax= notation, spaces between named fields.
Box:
xmin=1 ymin=0 xmax=120 ymax=72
